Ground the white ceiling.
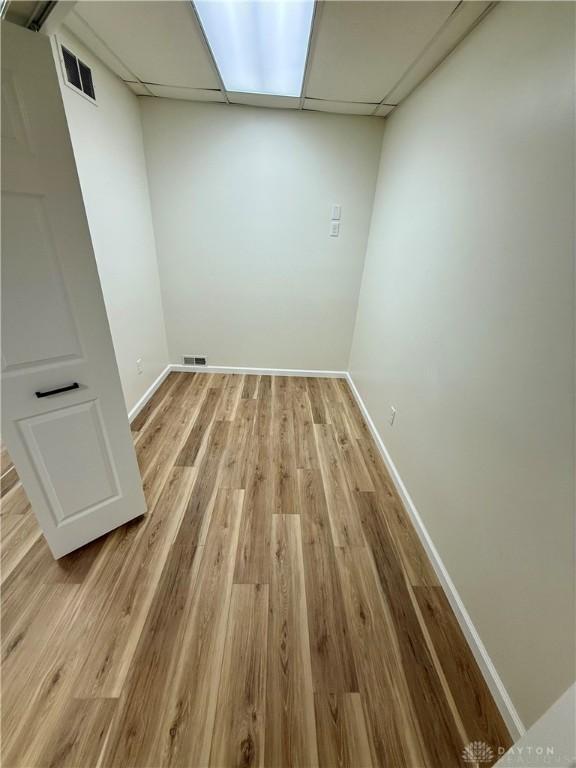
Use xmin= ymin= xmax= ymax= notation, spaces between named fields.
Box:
xmin=306 ymin=1 xmax=458 ymax=103
xmin=63 ymin=0 xmax=494 ymax=118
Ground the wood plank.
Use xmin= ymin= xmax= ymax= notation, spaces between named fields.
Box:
xmin=355 ymin=491 xmax=466 ymax=766
xmin=0 ymin=444 xmax=14 ymax=475
xmin=319 ymin=377 xmax=345 ymax=406
xmin=216 ymin=373 xmax=243 ymax=421
xmin=210 ymin=373 xmax=229 ymax=389
xmin=1 ymin=516 xmax=142 ymax=643
xmin=210 ymin=583 xmax=269 ymax=768
xmin=75 ymin=466 xmax=197 ymax=698
xmin=220 ymin=398 xmax=257 ymax=490
xmin=272 ymin=407 xmax=298 ymax=514
xmin=46 ymin=536 xmax=105 ymax=584
xmin=79 ymin=513 xmax=145 ymax=585
xmin=257 ymin=375 xmax=272 ymax=400
xmin=3 ymin=534 xmax=103 ymax=594
xmin=272 ymin=375 xmax=292 ymax=410
xmin=138 ymin=373 xmax=206 ymax=509
xmin=335 ymin=379 xmax=370 ymax=439
xmin=292 ymin=378 xmax=319 ymax=470
xmin=314 ymin=693 xmax=373 ymax=768
xmin=234 ymin=397 xmax=273 ymax=583
xmin=134 ymin=372 xmax=192 ymax=460
xmin=1 ymin=540 xmax=58 ymax=635
xmin=314 ymin=424 xmax=365 ymax=547
xmin=176 ymin=387 xmax=223 ymax=466
xmin=335 ymin=545 xmax=429 ymax=767
xmin=2 ymin=584 xmax=76 ymax=677
xmin=298 ymin=469 xmax=358 ymax=693
xmin=11 ymin=697 xmax=116 ymax=768
xmin=306 ymin=377 xmax=328 ymax=424
xmin=0 ymin=484 xmax=30 ymax=516
xmin=130 ymin=371 xmax=181 ymax=432
xmin=233 ymin=441 xmax=272 ymax=583
xmin=241 ymin=374 xmax=259 ymax=399
xmin=356 ymin=437 xmax=439 ymax=587
xmin=101 ymin=542 xmax=202 ymax=768
xmin=324 ymin=402 xmax=374 ymax=493
xmin=150 ymin=487 xmax=243 ymax=766
xmin=2 ymin=393 xmax=199 ymax=764
xmin=1 ymin=465 xmax=19 ymax=498
xmin=174 ymin=420 xmax=231 ymax=548
xmin=1 ymin=583 xmax=81 ymax=763
xmin=1 ymin=511 xmax=42 ymax=582
xmin=266 ymin=514 xmax=318 ymax=767
xmin=414 ymin=585 xmax=512 ymax=757
xmin=1 ymin=581 xmax=89 ymax=766
xmin=106 ymin=488 xmax=243 ymax=767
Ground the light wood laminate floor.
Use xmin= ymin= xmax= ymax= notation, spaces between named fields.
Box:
xmin=1 ymin=373 xmax=512 ymax=767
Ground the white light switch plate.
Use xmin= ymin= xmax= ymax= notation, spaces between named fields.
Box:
xmin=330 ymin=221 xmax=340 ymax=237
xmin=331 ymin=204 xmax=341 ymax=220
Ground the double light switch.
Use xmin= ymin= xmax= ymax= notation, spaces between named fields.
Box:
xmin=330 ymin=204 xmax=341 ymax=237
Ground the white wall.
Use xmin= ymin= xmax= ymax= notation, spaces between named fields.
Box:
xmin=349 ymin=2 xmax=575 ymax=729
xmin=53 ymin=30 xmax=169 ymax=413
xmin=140 ymin=100 xmax=384 ymax=371
xmin=495 ymin=684 xmax=575 ymax=768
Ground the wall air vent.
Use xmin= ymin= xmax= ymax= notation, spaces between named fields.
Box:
xmin=60 ymin=45 xmax=96 ymax=102
xmin=183 ymin=356 xmax=207 ymax=366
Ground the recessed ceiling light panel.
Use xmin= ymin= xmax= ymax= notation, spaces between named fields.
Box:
xmin=193 ymin=0 xmax=315 ymax=98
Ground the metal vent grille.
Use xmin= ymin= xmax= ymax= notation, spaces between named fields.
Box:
xmin=62 ymin=46 xmax=81 ymax=90
xmin=61 ymin=46 xmax=96 ymax=101
xmin=78 ymin=60 xmax=95 ymax=100
xmin=183 ymin=355 xmax=207 ymax=366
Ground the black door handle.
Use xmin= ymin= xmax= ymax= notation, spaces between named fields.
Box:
xmin=35 ymin=383 xmax=80 ymax=398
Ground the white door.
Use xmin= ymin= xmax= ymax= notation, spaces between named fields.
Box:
xmin=1 ymin=21 xmax=146 ymax=558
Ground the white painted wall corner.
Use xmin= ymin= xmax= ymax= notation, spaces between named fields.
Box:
xmin=128 ymin=364 xmax=172 ymax=423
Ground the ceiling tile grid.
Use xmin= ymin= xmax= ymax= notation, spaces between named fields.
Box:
xmin=64 ymin=0 xmax=495 ymax=118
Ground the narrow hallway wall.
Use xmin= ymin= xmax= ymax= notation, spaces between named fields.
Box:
xmin=53 ymin=30 xmax=169 ymax=413
xmin=349 ymin=1 xmax=575 ymax=728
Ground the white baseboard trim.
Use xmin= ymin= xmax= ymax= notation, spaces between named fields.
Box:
xmin=345 ymin=372 xmax=526 ymax=741
xmin=170 ymin=364 xmax=347 ymax=379
xmin=127 ymin=365 xmax=172 ymax=423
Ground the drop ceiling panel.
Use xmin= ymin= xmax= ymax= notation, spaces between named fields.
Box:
xmin=125 ymin=81 xmax=152 ymax=96
xmin=59 ymin=0 xmax=493 ymax=117
xmin=374 ymin=104 xmax=396 ymax=118
xmin=303 ymin=99 xmax=378 ymax=116
xmin=305 ymin=1 xmax=459 ymax=103
xmin=73 ymin=1 xmax=220 ymax=89
xmin=64 ymin=11 xmax=136 ymax=81
xmin=146 ymin=85 xmax=226 ymax=103
xmin=384 ymin=1 xmax=492 ymax=104
xmin=5 ymin=1 xmax=41 ymax=26
xmin=228 ymin=93 xmax=300 ymax=110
